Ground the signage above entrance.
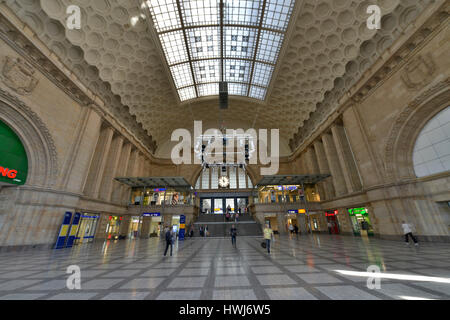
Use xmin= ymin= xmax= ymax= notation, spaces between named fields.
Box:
xmin=287 ymin=209 xmax=306 ymax=214
xmin=142 ymin=212 xmax=161 ymax=217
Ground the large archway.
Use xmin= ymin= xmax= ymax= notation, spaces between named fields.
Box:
xmin=0 ymin=89 xmax=58 ymax=187
xmin=384 ymin=79 xmax=450 ymax=182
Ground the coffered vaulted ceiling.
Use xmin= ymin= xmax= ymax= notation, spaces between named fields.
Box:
xmin=4 ymin=0 xmax=431 ymax=153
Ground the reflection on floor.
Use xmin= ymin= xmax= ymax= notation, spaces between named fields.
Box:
xmin=0 ymin=234 xmax=449 ymax=300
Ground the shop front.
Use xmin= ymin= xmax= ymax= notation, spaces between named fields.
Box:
xmin=348 ymin=207 xmax=374 ymax=236
xmin=325 ymin=210 xmax=340 ymax=234
xmin=130 ymin=187 xmax=194 ymax=206
xmin=74 ymin=213 xmax=99 ymax=244
xmin=308 ymin=211 xmax=322 ymax=232
xmin=105 ymin=215 xmax=122 ymax=240
xmin=150 ymin=216 xmax=162 ymax=237
xmin=128 ymin=216 xmax=142 ymax=239
xmin=258 ymin=185 xmax=320 ymax=203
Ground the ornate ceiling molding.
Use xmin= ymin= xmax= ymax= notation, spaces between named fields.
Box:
xmin=289 ymin=0 xmax=447 ymax=153
xmin=0 ymin=4 xmax=157 ymax=154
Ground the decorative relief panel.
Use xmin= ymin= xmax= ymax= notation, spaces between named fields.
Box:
xmin=1 ymin=56 xmax=38 ymax=95
xmin=401 ymin=54 xmax=436 ymax=90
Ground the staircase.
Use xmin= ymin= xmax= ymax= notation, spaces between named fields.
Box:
xmin=192 ymin=213 xmax=263 ymax=237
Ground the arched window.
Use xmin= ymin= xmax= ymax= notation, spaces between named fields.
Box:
xmin=195 ymin=166 xmax=253 ymax=190
xmin=412 ymin=106 xmax=450 ymax=177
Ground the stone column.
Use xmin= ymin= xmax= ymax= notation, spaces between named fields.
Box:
xmin=83 ymin=125 xmax=114 ymax=198
xmin=121 ymin=148 xmax=139 ymax=204
xmin=304 ymin=147 xmax=326 ymax=201
xmin=119 ymin=215 xmax=131 ymax=237
xmin=140 ymin=216 xmax=151 ymax=239
xmin=111 ymin=143 xmax=132 ymax=204
xmin=99 ymin=134 xmax=124 ymax=201
xmin=331 ymin=124 xmax=362 ymax=193
xmin=276 ymin=213 xmax=287 ymax=235
xmin=321 ymin=132 xmax=348 ymax=196
xmin=313 ymin=140 xmax=336 ymax=199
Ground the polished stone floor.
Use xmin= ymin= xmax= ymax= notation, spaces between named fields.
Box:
xmin=0 ymin=234 xmax=449 ymax=300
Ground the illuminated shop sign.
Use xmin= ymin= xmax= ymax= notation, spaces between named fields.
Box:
xmin=277 ymin=186 xmax=298 ymax=191
xmin=348 ymin=208 xmax=368 ymax=216
xmin=287 ymin=209 xmax=306 ymax=214
xmin=325 ymin=210 xmax=338 ymax=216
xmin=81 ymin=215 xmax=99 ymax=219
xmin=142 ymin=212 xmax=161 ymax=217
xmin=0 ymin=120 xmax=28 ymax=185
xmin=153 ymin=188 xmax=166 ymax=192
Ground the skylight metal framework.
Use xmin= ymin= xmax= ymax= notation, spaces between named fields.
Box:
xmin=144 ymin=0 xmax=295 ymax=102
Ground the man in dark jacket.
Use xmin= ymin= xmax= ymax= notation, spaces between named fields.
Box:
xmin=164 ymin=226 xmax=174 ymax=256
xmin=230 ymin=224 xmax=237 ymax=248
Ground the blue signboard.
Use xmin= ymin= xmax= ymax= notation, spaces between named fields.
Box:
xmin=66 ymin=212 xmax=81 ymax=248
xmin=142 ymin=212 xmax=161 ymax=217
xmin=178 ymin=214 xmax=186 ymax=241
xmin=55 ymin=211 xmax=72 ymax=249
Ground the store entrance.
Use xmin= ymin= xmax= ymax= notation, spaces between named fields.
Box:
xmin=128 ymin=216 xmax=141 ymax=239
xmin=348 ymin=207 xmax=374 ymax=236
xmin=75 ymin=214 xmax=98 ymax=244
xmin=325 ymin=211 xmax=340 ymax=234
xmin=106 ymin=215 xmax=122 ymax=240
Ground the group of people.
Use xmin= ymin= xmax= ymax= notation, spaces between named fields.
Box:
xmin=164 ymin=219 xmax=419 ymax=258
xmin=199 ymin=225 xmax=209 ymax=237
xmin=225 ymin=205 xmax=243 ymax=222
xmin=288 ymin=223 xmax=299 ymax=237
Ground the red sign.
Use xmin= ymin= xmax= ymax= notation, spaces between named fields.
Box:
xmin=0 ymin=166 xmax=17 ymax=179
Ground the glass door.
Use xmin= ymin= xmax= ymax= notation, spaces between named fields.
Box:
xmin=201 ymin=198 xmax=211 ymax=214
xmin=214 ymin=198 xmax=224 ymax=214
xmin=225 ymin=198 xmax=235 ymax=213
xmin=75 ymin=215 xmax=98 ymax=244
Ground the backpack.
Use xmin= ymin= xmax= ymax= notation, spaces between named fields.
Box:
xmin=165 ymin=230 xmax=172 ymax=242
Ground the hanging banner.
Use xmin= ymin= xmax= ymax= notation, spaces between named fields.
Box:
xmin=55 ymin=212 xmax=72 ymax=249
xmin=66 ymin=212 xmax=81 ymax=248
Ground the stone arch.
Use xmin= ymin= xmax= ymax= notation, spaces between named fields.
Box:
xmin=384 ymin=78 xmax=450 ymax=182
xmin=0 ymin=89 xmax=58 ymax=187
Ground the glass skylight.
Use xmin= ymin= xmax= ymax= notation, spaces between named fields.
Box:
xmin=145 ymin=0 xmax=295 ymax=102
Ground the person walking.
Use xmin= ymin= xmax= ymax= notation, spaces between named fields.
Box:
xmin=164 ymin=226 xmax=174 ymax=256
xmin=327 ymin=221 xmax=333 ymax=234
xmin=402 ymin=221 xmax=419 ymax=246
xmin=263 ymin=223 xmax=274 ymax=254
xmin=204 ymin=225 xmax=208 ymax=238
xmin=294 ymin=224 xmax=299 ymax=238
xmin=288 ymin=223 xmax=294 ymax=238
xmin=230 ymin=224 xmax=237 ymax=248
xmin=189 ymin=224 xmax=194 ymax=238
xmin=199 ymin=225 xmax=203 ymax=237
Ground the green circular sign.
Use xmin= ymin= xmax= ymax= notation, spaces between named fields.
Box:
xmin=0 ymin=119 xmax=28 ymax=185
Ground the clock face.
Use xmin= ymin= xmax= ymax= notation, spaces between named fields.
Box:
xmin=219 ymin=176 xmax=229 ymax=188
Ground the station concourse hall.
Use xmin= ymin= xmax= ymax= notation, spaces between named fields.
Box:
xmin=0 ymin=0 xmax=449 ymax=305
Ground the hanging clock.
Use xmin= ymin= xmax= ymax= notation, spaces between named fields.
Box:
xmin=218 ymin=175 xmax=230 ymax=188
